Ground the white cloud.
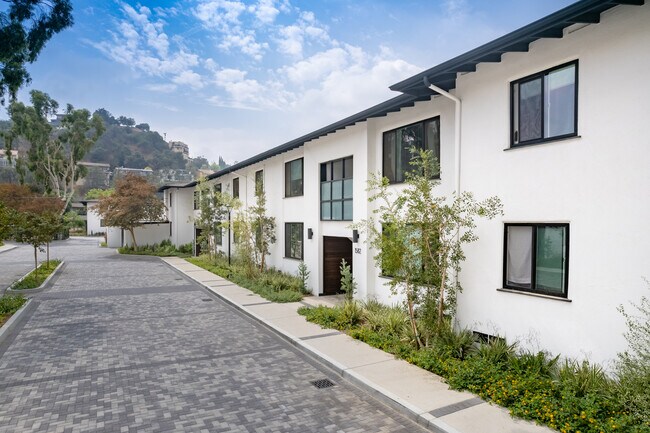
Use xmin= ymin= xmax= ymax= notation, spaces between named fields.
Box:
xmin=219 ymin=31 xmax=268 ymax=61
xmin=144 ymin=83 xmax=178 ymax=93
xmin=172 ymin=70 xmax=204 ymax=89
xmin=194 ymin=0 xmax=246 ymax=31
xmin=249 ymin=0 xmax=280 ymax=24
xmin=275 ymin=11 xmax=331 ymax=58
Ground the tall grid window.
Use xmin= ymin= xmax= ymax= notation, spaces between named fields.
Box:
xmin=383 ymin=117 xmax=440 ymax=183
xmin=285 ymin=223 xmax=303 ymax=260
xmin=321 ymin=156 xmax=352 ymax=221
xmin=285 ymin=158 xmax=303 ymax=197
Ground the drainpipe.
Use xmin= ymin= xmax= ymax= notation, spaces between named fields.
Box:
xmin=424 ymin=77 xmax=461 ymax=195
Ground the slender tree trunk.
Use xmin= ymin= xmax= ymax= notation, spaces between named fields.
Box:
xmin=406 ymin=286 xmax=423 ymax=349
xmin=438 ymin=256 xmax=447 ymax=329
xmin=128 ymin=227 xmax=138 ymax=249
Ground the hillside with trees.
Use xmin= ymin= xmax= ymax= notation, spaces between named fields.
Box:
xmin=86 ymin=109 xmax=186 ymax=170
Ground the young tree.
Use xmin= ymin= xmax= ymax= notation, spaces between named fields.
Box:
xmin=0 ymin=0 xmax=73 ymax=104
xmin=194 ymin=177 xmax=237 ymax=259
xmin=3 ymin=90 xmax=105 ymax=211
xmin=249 ymin=178 xmax=276 ymax=271
xmin=96 ymin=174 xmax=165 ymax=249
xmin=355 ymin=148 xmax=502 ymax=348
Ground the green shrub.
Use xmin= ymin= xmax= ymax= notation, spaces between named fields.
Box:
xmin=118 ymin=241 xmax=191 ymax=257
xmin=11 ymin=260 xmax=61 ymax=290
xmin=298 ymin=305 xmax=342 ymax=329
xmin=336 ymin=300 xmax=363 ymax=328
xmin=510 ymin=350 xmax=559 ymax=378
xmin=0 ymin=295 xmax=27 ymax=314
xmin=433 ymin=324 xmax=476 ymax=360
xmin=557 ymin=360 xmax=610 ymax=398
xmin=472 ymin=338 xmax=517 ymax=365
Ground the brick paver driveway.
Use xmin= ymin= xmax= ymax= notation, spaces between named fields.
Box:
xmin=0 ymin=238 xmax=428 ymax=432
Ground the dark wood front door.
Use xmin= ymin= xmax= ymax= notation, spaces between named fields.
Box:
xmin=323 ymin=236 xmax=352 ymax=295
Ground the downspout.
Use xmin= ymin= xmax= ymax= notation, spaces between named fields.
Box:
xmin=424 ymin=77 xmax=461 ymax=195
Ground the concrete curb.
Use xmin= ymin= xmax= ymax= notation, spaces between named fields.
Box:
xmin=6 ymin=260 xmax=65 ymax=294
xmin=0 ymin=298 xmax=34 ymax=346
xmin=0 ymin=244 xmax=17 ymax=254
xmin=161 ymin=258 xmax=453 ymax=433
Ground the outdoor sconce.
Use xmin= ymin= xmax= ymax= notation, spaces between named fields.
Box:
xmin=352 ymin=229 xmax=359 ymax=243
xmin=307 ymin=228 xmax=313 ymax=239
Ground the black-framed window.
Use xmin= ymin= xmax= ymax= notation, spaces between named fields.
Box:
xmin=285 ymin=158 xmax=303 ymax=197
xmin=503 ymin=223 xmax=569 ymax=297
xmin=320 ymin=156 xmax=352 ymax=221
xmin=169 ymin=192 xmax=172 ymax=208
xmin=193 ymin=191 xmax=199 ymax=210
xmin=383 ymin=117 xmax=440 ymax=184
xmin=215 ymin=226 xmax=222 ymax=246
xmin=285 ymin=223 xmax=303 ymax=260
xmin=255 ymin=169 xmax=264 ymax=196
xmin=511 ymin=61 xmax=578 ymax=146
xmin=215 ymin=183 xmax=222 ymax=193
xmin=232 ymin=178 xmax=239 ymax=198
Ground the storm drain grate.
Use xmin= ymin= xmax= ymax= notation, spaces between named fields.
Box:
xmin=202 ymin=298 xmax=214 ymax=302
xmin=310 ymin=378 xmax=335 ymax=389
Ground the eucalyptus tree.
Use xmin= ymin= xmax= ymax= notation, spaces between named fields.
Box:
xmin=3 ymin=90 xmax=105 ymax=211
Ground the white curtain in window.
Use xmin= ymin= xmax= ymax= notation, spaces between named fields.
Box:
xmin=507 ymin=226 xmax=532 ymax=286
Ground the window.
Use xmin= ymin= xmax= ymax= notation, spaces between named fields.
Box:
xmin=321 ymin=156 xmax=353 ymax=221
xmin=169 ymin=192 xmax=172 ymax=208
xmin=383 ymin=117 xmax=440 ymax=183
xmin=255 ymin=169 xmax=264 ymax=196
xmin=504 ymin=223 xmax=569 ymax=297
xmin=215 ymin=226 xmax=222 ymax=246
xmin=285 ymin=158 xmax=303 ymax=197
xmin=511 ymin=61 xmax=577 ymax=146
xmin=232 ymin=178 xmax=239 ymax=198
xmin=193 ymin=191 xmax=199 ymax=210
xmin=215 ymin=183 xmax=222 ymax=193
xmin=285 ymin=223 xmax=303 ymax=260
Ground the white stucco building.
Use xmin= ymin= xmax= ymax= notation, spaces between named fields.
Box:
xmin=158 ymin=0 xmax=649 ymax=365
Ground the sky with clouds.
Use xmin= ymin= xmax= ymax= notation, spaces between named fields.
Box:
xmin=5 ymin=0 xmax=573 ymax=164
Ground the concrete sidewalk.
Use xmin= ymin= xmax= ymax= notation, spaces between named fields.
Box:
xmin=162 ymin=257 xmax=553 ymax=433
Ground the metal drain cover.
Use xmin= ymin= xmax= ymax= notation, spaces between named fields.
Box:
xmin=202 ymin=299 xmax=213 ymax=302
xmin=311 ymin=378 xmax=335 ymax=389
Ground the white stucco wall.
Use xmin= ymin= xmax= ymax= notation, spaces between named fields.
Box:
xmin=454 ymin=4 xmax=650 ymax=365
xmin=85 ymin=202 xmax=104 ymax=236
xmin=123 ymin=223 xmax=171 ymax=248
xmin=164 ymin=187 xmax=194 ymax=247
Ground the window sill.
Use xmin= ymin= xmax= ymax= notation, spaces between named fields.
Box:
xmin=505 ymin=135 xmax=580 ymax=151
xmin=497 ymin=288 xmax=572 ymax=302
xmin=284 ymin=195 xmax=304 ymax=199
xmin=283 ymin=256 xmax=303 ymax=261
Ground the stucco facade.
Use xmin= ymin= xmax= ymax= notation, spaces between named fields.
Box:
xmin=160 ymin=3 xmax=649 ymax=365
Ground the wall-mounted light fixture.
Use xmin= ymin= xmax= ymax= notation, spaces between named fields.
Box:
xmin=307 ymin=228 xmax=313 ymax=240
xmin=352 ymin=229 xmax=359 ymax=243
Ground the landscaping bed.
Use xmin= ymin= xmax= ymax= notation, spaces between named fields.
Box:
xmin=118 ymin=240 xmax=192 ymax=257
xmin=0 ymin=295 xmax=27 ymax=327
xmin=298 ymin=301 xmax=649 ymax=433
xmin=188 ymin=255 xmax=307 ymax=303
xmin=10 ymin=260 xmax=62 ymax=290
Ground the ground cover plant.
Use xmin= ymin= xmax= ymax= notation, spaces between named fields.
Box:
xmin=10 ymin=259 xmax=62 ymax=290
xmin=0 ymin=295 xmax=27 ymax=327
xmin=118 ymin=240 xmax=192 ymax=257
xmin=298 ymin=301 xmax=649 ymax=433
xmin=188 ymin=254 xmax=307 ymax=303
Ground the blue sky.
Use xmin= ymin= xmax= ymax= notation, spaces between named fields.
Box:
xmin=5 ymin=0 xmax=574 ymax=164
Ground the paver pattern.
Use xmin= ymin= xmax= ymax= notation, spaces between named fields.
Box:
xmin=0 ymin=239 xmax=429 ymax=432
xmin=0 ymin=243 xmax=38 ymax=294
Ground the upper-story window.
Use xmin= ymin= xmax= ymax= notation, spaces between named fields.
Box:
xmin=511 ymin=61 xmax=577 ymax=147
xmin=383 ymin=117 xmax=440 ymax=183
xmin=321 ymin=156 xmax=353 ymax=221
xmin=233 ymin=178 xmax=239 ymax=198
xmin=215 ymin=183 xmax=222 ymax=193
xmin=255 ymin=169 xmax=264 ymax=196
xmin=504 ymin=223 xmax=569 ymax=297
xmin=169 ymin=192 xmax=172 ymax=208
xmin=193 ymin=191 xmax=199 ymax=210
xmin=285 ymin=158 xmax=303 ymax=197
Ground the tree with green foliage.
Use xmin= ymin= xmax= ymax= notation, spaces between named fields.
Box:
xmin=95 ymin=173 xmax=165 ymax=249
xmin=249 ymin=178 xmax=276 ymax=271
xmin=3 ymin=90 xmax=105 ymax=211
xmin=194 ymin=177 xmax=237 ymax=260
xmin=0 ymin=202 xmax=15 ymax=243
xmin=0 ymin=0 xmax=73 ymax=104
xmin=85 ymin=188 xmax=114 ymax=199
xmin=355 ymin=148 xmax=502 ymax=348
xmin=297 ymin=261 xmax=310 ymax=294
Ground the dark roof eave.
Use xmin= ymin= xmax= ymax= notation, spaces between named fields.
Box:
xmin=390 ymin=0 xmax=643 ymax=96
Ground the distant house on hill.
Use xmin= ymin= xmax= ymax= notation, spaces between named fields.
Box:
xmin=113 ymin=167 xmax=154 ymax=181
xmin=0 ymin=150 xmax=18 ymax=167
xmin=169 ymin=141 xmax=189 ymax=159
